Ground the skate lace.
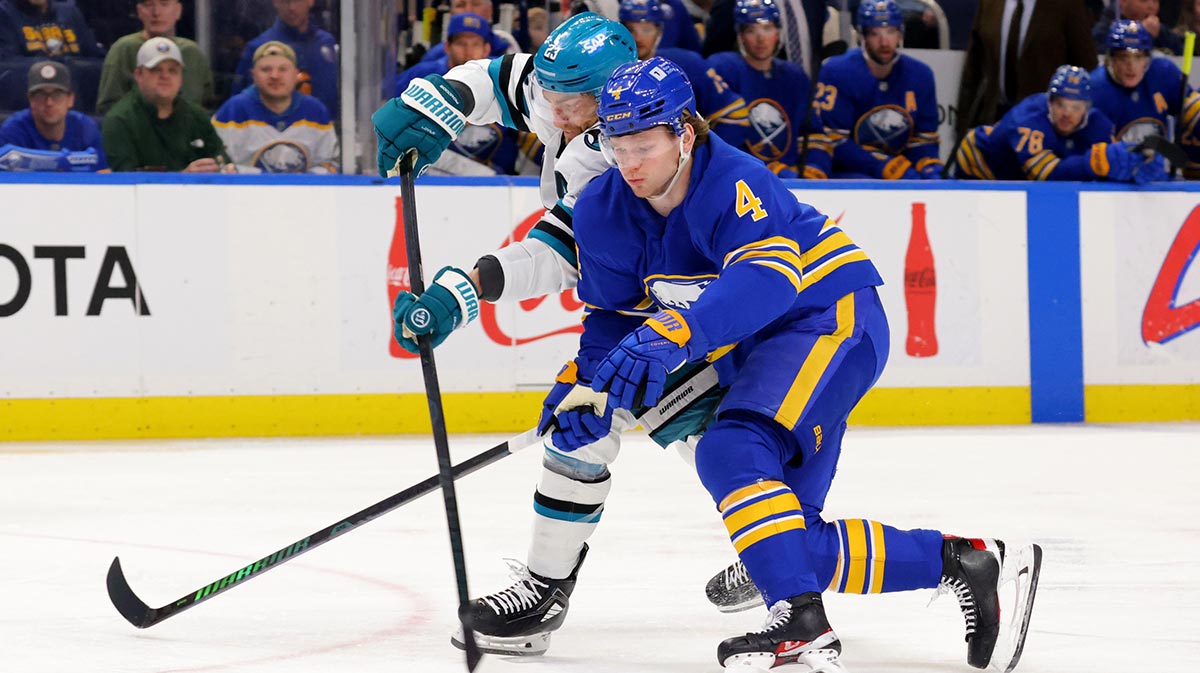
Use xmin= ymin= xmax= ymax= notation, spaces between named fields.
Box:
xmin=480 ymin=559 xmax=550 ymax=615
xmin=931 ymin=576 xmax=977 ymax=636
xmin=724 ymin=561 xmax=752 ymax=589
xmin=756 ymin=600 xmax=793 ymax=634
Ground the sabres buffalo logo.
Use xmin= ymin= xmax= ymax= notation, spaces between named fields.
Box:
xmin=745 ymin=99 xmax=791 ymax=162
xmin=1117 ymin=118 xmax=1167 ymax=145
xmin=854 ymin=104 xmax=914 ymax=155
xmin=646 ymin=275 xmax=715 ymax=310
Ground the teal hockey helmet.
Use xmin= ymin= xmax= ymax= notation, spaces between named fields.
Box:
xmin=534 ymin=12 xmax=638 ymax=95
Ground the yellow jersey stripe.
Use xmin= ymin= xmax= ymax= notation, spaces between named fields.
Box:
xmin=843 ymin=518 xmax=869 ymax=594
xmin=775 ymin=293 xmax=856 ymax=428
xmin=722 ymin=492 xmax=802 ymax=537
xmin=868 ymin=520 xmax=887 ymax=593
xmin=800 ymin=250 xmax=870 ymax=291
xmin=723 ymin=236 xmax=803 ymax=268
xmin=732 ymin=515 xmax=807 ymax=554
xmin=750 ymin=260 xmax=803 ymax=292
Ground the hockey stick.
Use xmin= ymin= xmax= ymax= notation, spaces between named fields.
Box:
xmin=107 ymin=359 xmax=722 ymax=630
xmin=1174 ymin=31 xmax=1196 ymax=178
xmin=1136 ymin=134 xmax=1188 ymax=167
xmin=395 ymin=153 xmax=483 ymax=671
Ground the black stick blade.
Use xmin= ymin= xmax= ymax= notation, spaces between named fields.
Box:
xmin=1137 ymin=135 xmax=1189 ymax=167
xmin=463 ymin=627 xmax=482 ymax=671
xmin=107 ymin=557 xmax=155 ymax=628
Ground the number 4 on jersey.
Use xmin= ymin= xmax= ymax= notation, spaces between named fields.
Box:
xmin=735 ymin=180 xmax=768 ymax=221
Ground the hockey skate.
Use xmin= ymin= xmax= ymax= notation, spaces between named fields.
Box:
xmin=706 ymin=559 xmax=765 ymax=613
xmin=935 ymin=537 xmax=1043 ymax=672
xmin=717 ymin=593 xmax=846 ymax=672
xmin=450 ymin=544 xmax=588 ymax=656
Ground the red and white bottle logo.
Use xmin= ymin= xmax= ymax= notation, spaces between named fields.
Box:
xmin=904 ymin=202 xmax=939 ymax=357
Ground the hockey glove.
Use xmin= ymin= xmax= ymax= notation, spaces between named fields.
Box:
xmin=1091 ymin=141 xmax=1141 ymax=182
xmin=392 ymin=266 xmax=480 ymax=354
xmin=372 ymin=74 xmax=467 ymax=178
xmin=1134 ymin=152 xmax=1168 ymax=184
xmin=537 ymin=361 xmax=613 ymax=452
xmin=592 ymin=310 xmax=700 ymax=411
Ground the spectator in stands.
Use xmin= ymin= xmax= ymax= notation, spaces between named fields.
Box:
xmin=235 ymin=0 xmax=339 ymax=116
xmin=0 ymin=60 xmax=106 ymax=170
xmin=1092 ymin=20 xmax=1200 ymax=176
xmin=102 ymin=37 xmax=228 ymax=172
xmin=620 ymin=0 xmax=752 ymax=143
xmin=0 ymin=0 xmax=102 ymax=57
xmin=213 ymin=40 xmax=337 ymax=173
xmin=955 ymin=64 xmax=1164 ymax=182
xmin=1093 ymin=0 xmax=1183 ymax=55
xmin=819 ymin=0 xmax=942 ymax=179
xmin=526 ymin=6 xmax=550 ymax=49
xmin=96 ymin=0 xmax=215 ymax=115
xmin=707 ymin=0 xmax=830 ymax=178
xmin=419 ymin=0 xmax=520 ymax=65
xmin=1175 ymin=0 xmax=1200 ymax=38
xmin=395 ymin=13 xmax=541 ymax=176
xmin=956 ymin=0 xmax=1097 ymax=138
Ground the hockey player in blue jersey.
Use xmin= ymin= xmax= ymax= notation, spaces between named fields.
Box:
xmin=818 ymin=0 xmax=943 ymax=179
xmin=706 ymin=0 xmax=832 ymax=179
xmin=536 ymin=56 xmax=1042 ymax=671
xmin=1091 ymin=19 xmax=1200 ymax=178
xmin=618 ymin=0 xmax=752 ymax=143
xmin=956 ymin=64 xmax=1165 ymax=182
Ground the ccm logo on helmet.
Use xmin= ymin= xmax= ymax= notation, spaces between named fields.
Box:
xmin=605 ymin=111 xmax=633 ymax=121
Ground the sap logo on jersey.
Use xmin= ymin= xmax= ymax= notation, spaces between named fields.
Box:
xmin=647 ymin=276 xmax=714 ymax=310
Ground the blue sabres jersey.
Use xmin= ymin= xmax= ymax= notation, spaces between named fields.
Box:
xmin=657 ymin=47 xmax=751 ymax=145
xmin=817 ymin=49 xmax=941 ymax=178
xmin=1091 ymin=58 xmax=1200 ymax=174
xmin=572 ymin=133 xmax=882 ymax=374
xmin=957 ymin=93 xmax=1115 ymax=181
xmin=0 ymin=109 xmax=107 ymax=169
xmin=707 ymin=52 xmax=832 ymax=179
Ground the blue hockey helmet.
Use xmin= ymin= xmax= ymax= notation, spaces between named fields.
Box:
xmin=534 ymin=12 xmax=638 ymax=95
xmin=857 ymin=0 xmax=903 ymax=31
xmin=735 ymin=0 xmax=780 ymax=27
xmin=619 ymin=0 xmax=666 ymax=25
xmin=1047 ymin=64 xmax=1092 ymax=103
xmin=1106 ymin=19 xmax=1153 ymax=54
xmin=599 ymin=56 xmax=697 ymax=137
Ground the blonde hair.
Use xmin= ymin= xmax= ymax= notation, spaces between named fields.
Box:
xmin=683 ymin=109 xmax=710 ymax=147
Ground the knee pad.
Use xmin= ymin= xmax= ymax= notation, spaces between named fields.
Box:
xmin=694 ymin=411 xmax=795 ymax=504
xmin=543 ymin=447 xmax=610 ymax=482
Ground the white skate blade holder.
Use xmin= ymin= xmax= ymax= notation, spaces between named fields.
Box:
xmin=723 ymin=650 xmax=846 ymax=673
xmin=452 ymin=624 xmax=552 ymax=657
xmin=990 ymin=542 xmax=1043 ymax=673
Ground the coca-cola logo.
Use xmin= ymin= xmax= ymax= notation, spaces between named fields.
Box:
xmin=1142 ymin=204 xmax=1200 ymax=345
xmin=904 ymin=267 xmax=936 ymax=289
xmin=479 ymin=209 xmax=585 ymax=346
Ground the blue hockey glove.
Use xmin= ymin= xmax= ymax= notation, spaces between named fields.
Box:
xmin=919 ymin=163 xmax=944 ymax=179
xmin=1093 ymin=141 xmax=1141 ymax=182
xmin=592 ymin=310 xmax=699 ymax=410
xmin=392 ymin=266 xmax=480 ymax=353
xmin=372 ymin=74 xmax=467 ymax=178
xmin=1134 ymin=152 xmax=1168 ymax=184
xmin=536 ymin=361 xmax=613 ymax=451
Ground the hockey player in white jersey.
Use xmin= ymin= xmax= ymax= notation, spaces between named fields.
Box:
xmin=371 ymin=12 xmax=644 ymax=656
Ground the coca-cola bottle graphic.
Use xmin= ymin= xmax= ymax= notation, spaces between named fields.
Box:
xmin=904 ymin=202 xmax=938 ymax=357
xmin=387 ymin=196 xmax=418 ymax=359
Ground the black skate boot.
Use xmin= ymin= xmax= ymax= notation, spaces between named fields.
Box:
xmin=706 ymin=559 xmax=766 ymax=613
xmin=937 ymin=537 xmax=1042 ymax=672
xmin=450 ymin=544 xmax=588 ymax=656
xmin=717 ymin=592 xmax=846 ymax=672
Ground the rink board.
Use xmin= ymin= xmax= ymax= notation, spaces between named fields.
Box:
xmin=0 ymin=175 xmax=1198 ymax=438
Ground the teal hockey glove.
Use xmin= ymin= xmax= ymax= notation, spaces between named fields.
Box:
xmin=392 ymin=266 xmax=480 ymax=353
xmin=372 ymin=74 xmax=467 ymax=178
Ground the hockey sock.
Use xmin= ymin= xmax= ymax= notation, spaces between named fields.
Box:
xmin=804 ymin=518 xmax=945 ymax=593
xmin=526 ymin=452 xmax=612 ymax=579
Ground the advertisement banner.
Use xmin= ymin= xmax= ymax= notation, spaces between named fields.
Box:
xmin=1080 ymin=192 xmax=1200 ymax=385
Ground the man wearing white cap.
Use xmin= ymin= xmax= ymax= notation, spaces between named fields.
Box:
xmin=102 ymin=36 xmax=228 ymax=172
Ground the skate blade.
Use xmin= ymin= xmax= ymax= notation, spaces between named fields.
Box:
xmin=714 ymin=594 xmax=766 ymax=614
xmin=451 ymin=626 xmax=551 ymax=657
xmin=722 ymin=651 xmax=776 ymax=671
xmin=990 ymin=543 xmax=1043 ymax=672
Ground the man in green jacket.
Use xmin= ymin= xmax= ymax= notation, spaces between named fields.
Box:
xmin=95 ymin=0 xmax=214 ymax=115
xmin=102 ymin=37 xmax=228 ymax=172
